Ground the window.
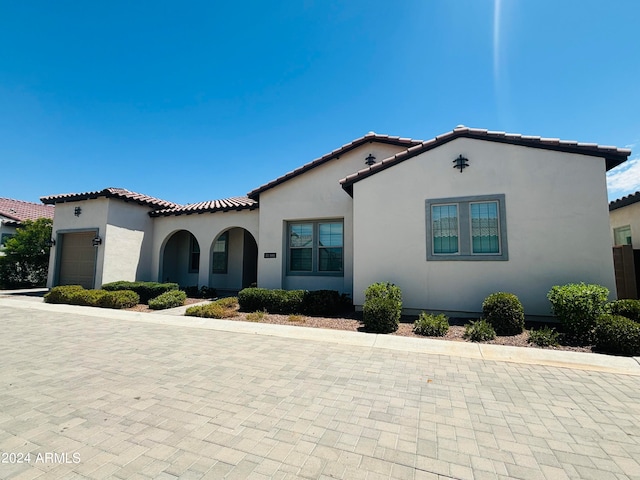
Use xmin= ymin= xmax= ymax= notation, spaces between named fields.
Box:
xmin=212 ymin=231 xmax=229 ymax=274
xmin=288 ymin=220 xmax=343 ymax=275
xmin=426 ymin=194 xmax=508 ymax=261
xmin=613 ymin=225 xmax=632 ymax=246
xmin=189 ymin=236 xmax=200 ymax=273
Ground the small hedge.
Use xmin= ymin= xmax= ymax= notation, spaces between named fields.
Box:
xmin=362 ymin=282 xmax=402 ymax=333
xmin=148 ymin=290 xmax=187 ymax=310
xmin=101 ymin=281 xmax=179 ymax=304
xmin=594 ymin=314 xmax=640 ymax=356
xmin=547 ymin=283 xmax=609 ymax=343
xmin=463 ymin=319 xmax=496 ymax=342
xmin=413 ymin=313 xmax=449 ymax=337
xmin=301 ymin=289 xmax=350 ymax=316
xmin=608 ymin=299 xmax=640 ymax=322
xmin=185 ymin=297 xmax=239 ymax=319
xmin=238 ymin=288 xmax=305 ymax=314
xmin=182 ymin=285 xmax=217 ymax=299
xmin=482 ymin=292 xmax=525 ymax=335
xmin=528 ymin=326 xmax=560 ymax=347
xmin=44 ymin=286 xmax=139 ymax=309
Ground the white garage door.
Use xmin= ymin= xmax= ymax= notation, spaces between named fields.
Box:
xmin=58 ymin=231 xmax=97 ymax=289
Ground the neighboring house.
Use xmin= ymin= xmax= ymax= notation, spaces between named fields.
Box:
xmin=41 ymin=126 xmax=631 ymax=317
xmin=0 ymin=198 xmax=55 ymax=254
xmin=609 ymin=191 xmax=640 ymax=248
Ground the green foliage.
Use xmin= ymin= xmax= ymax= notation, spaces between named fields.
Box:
xmin=362 ymin=282 xmax=402 ymax=333
xmin=594 ymin=314 xmax=640 ymax=356
xmin=301 ymin=290 xmax=351 ymax=316
xmin=148 ymin=290 xmax=187 ymax=310
xmin=528 ymin=326 xmax=560 ymax=347
xmin=182 ymin=285 xmax=217 ymax=299
xmin=482 ymin=292 xmax=525 ymax=335
xmin=463 ymin=319 xmax=496 ymax=342
xmin=413 ymin=313 xmax=449 ymax=337
xmin=185 ymin=297 xmax=238 ymax=319
xmin=0 ymin=218 xmax=53 ymax=288
xmin=44 ymin=285 xmax=84 ymax=304
xmin=101 ymin=281 xmax=179 ymax=304
xmin=238 ymin=288 xmax=305 ymax=314
xmin=45 ymin=286 xmax=139 ymax=309
xmin=608 ymin=299 xmax=640 ymax=322
xmin=547 ymin=283 xmax=609 ymax=343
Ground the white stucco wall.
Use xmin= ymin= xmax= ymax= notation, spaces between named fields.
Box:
xmin=256 ymin=142 xmax=408 ymax=295
xmin=351 ymin=138 xmax=616 ymax=317
xmin=610 ymin=201 xmax=640 ymax=249
xmin=151 ymin=210 xmax=259 ymax=288
xmin=46 ymin=198 xmax=109 ymax=289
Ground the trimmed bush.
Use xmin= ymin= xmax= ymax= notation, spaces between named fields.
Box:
xmin=148 ymin=290 xmax=187 ymax=310
xmin=237 ymin=288 xmax=305 ymax=314
xmin=608 ymin=299 xmax=640 ymax=322
xmin=185 ymin=297 xmax=238 ymax=319
xmin=594 ymin=314 xmax=640 ymax=356
xmin=463 ymin=319 xmax=496 ymax=342
xmin=98 ymin=290 xmax=140 ymax=309
xmin=68 ymin=289 xmax=110 ymax=306
xmin=528 ymin=326 xmax=560 ymax=347
xmin=362 ymin=282 xmax=402 ymax=333
xmin=482 ymin=292 xmax=525 ymax=335
xmin=44 ymin=285 xmax=84 ymax=304
xmin=101 ymin=281 xmax=179 ymax=304
xmin=182 ymin=285 xmax=217 ymax=299
xmin=413 ymin=313 xmax=449 ymax=337
xmin=301 ymin=290 xmax=349 ymax=316
xmin=547 ymin=283 xmax=609 ymax=343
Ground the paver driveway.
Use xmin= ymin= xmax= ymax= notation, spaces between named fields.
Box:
xmin=0 ymin=301 xmax=639 ymax=480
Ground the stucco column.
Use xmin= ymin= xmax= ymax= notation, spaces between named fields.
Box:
xmin=198 ymin=244 xmax=211 ymax=288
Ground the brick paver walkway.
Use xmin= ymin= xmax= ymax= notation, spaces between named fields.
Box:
xmin=0 ymin=302 xmax=639 ymax=479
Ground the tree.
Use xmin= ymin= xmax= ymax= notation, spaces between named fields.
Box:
xmin=0 ymin=218 xmax=52 ymax=288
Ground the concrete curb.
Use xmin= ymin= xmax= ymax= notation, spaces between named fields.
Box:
xmin=2 ymin=296 xmax=638 ymax=375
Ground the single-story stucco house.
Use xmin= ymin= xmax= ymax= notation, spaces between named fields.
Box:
xmin=0 ymin=198 xmax=55 ymax=254
xmin=41 ymin=126 xmax=631 ymax=317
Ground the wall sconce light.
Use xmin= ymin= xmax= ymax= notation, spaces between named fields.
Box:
xmin=45 ymin=238 xmax=56 ymax=247
xmin=365 ymin=154 xmax=376 ymax=166
xmin=453 ymin=155 xmax=469 ymax=173
xmin=74 ymin=207 xmax=82 ymax=217
xmin=92 ymin=235 xmax=102 ymax=247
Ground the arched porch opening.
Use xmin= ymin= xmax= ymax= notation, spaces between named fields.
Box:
xmin=209 ymin=227 xmax=258 ymax=292
xmin=160 ymin=230 xmax=200 ymax=287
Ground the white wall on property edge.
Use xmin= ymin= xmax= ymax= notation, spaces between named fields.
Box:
xmin=46 ymin=198 xmax=110 ymax=289
xmin=610 ymin=201 xmax=640 ymax=249
xmin=352 ymin=137 xmax=616 ymax=317
xmin=151 ymin=210 xmax=259 ymax=288
xmin=257 ymin=141 xmax=408 ymax=295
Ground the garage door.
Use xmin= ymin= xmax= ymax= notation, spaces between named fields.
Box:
xmin=58 ymin=231 xmax=97 ymax=289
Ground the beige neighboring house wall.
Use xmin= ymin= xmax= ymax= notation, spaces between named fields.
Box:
xmin=609 ymin=193 xmax=640 ymax=248
xmin=349 ymin=137 xmax=616 ymax=317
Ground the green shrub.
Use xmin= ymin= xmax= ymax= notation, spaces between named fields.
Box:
xmin=463 ymin=319 xmax=496 ymax=342
xmin=547 ymin=283 xmax=609 ymax=343
xmin=608 ymin=299 xmax=640 ymax=322
xmin=413 ymin=313 xmax=449 ymax=336
xmin=237 ymin=288 xmax=305 ymax=314
xmin=482 ymin=292 xmax=525 ymax=335
xmin=68 ymin=289 xmax=110 ymax=306
xmin=528 ymin=326 xmax=560 ymax=347
xmin=148 ymin=290 xmax=187 ymax=310
xmin=215 ymin=297 xmax=238 ymax=309
xmin=44 ymin=285 xmax=84 ymax=304
xmin=594 ymin=314 xmax=640 ymax=356
xmin=98 ymin=290 xmax=140 ymax=309
xmin=185 ymin=297 xmax=238 ymax=319
xmin=182 ymin=285 xmax=217 ymax=299
xmin=301 ymin=290 xmax=347 ymax=316
xmin=101 ymin=281 xmax=179 ymax=304
xmin=362 ymin=282 xmax=402 ymax=333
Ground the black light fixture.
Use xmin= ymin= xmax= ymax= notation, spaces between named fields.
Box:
xmin=92 ymin=235 xmax=102 ymax=247
xmin=365 ymin=154 xmax=376 ymax=166
xmin=74 ymin=207 xmax=82 ymax=217
xmin=45 ymin=238 xmax=56 ymax=247
xmin=453 ymin=154 xmax=469 ymax=173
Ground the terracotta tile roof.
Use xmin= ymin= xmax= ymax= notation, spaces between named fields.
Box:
xmin=247 ymin=132 xmax=423 ymax=200
xmin=150 ymin=196 xmax=258 ymax=217
xmin=609 ymin=191 xmax=640 ymax=211
xmin=0 ymin=198 xmax=55 ymax=225
xmin=340 ymin=126 xmax=633 ymax=195
xmin=40 ymin=187 xmax=179 ymax=209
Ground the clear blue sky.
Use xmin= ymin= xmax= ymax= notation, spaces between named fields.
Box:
xmin=1 ymin=1 xmax=638 ymax=205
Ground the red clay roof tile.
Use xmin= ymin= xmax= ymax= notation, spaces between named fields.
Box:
xmin=0 ymin=198 xmax=55 ymax=224
xmin=40 ymin=188 xmax=178 ymax=209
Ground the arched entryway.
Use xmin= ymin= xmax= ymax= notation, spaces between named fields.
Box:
xmin=160 ymin=230 xmax=200 ymax=287
xmin=209 ymin=227 xmax=258 ymax=291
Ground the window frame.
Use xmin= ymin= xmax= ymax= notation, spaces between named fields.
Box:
xmin=188 ymin=235 xmax=200 ymax=273
xmin=211 ymin=231 xmax=229 ymax=274
xmin=613 ymin=225 xmax=632 ymax=246
xmin=286 ymin=219 xmax=344 ymax=276
xmin=426 ymin=194 xmax=508 ymax=261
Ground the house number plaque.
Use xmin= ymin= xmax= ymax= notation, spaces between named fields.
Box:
xmin=264 ymin=253 xmax=277 ymax=258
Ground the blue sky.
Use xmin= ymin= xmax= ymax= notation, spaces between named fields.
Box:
xmin=1 ymin=1 xmax=638 ymax=205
